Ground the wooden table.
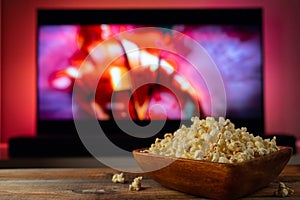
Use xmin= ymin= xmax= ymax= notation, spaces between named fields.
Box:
xmin=0 ymin=165 xmax=299 ymax=199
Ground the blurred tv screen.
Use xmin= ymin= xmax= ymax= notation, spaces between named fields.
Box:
xmin=37 ymin=9 xmax=264 ymax=134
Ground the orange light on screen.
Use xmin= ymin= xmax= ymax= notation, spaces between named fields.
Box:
xmin=109 ymin=66 xmax=132 ymax=91
xmin=110 ymin=67 xmax=121 ymax=89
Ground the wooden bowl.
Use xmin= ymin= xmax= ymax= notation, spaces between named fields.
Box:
xmin=133 ymin=146 xmax=292 ymax=200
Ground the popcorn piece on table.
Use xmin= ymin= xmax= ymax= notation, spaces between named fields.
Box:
xmin=129 ymin=176 xmax=143 ymax=191
xmin=274 ymin=182 xmax=294 ymax=197
xmin=112 ymin=172 xmax=125 ymax=184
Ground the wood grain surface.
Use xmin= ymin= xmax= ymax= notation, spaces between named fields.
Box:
xmin=0 ymin=166 xmax=299 ymax=200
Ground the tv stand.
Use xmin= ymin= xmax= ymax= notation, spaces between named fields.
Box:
xmin=9 ymin=135 xmax=91 ymax=158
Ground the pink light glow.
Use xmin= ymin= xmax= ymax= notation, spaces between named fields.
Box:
xmin=1 ymin=0 xmax=300 ymax=143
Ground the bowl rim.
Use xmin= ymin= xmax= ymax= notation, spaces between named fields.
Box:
xmin=133 ymin=146 xmax=292 ymax=166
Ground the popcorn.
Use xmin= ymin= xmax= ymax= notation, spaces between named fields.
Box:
xmin=129 ymin=176 xmax=143 ymax=191
xmin=274 ymin=182 xmax=294 ymax=197
xmin=112 ymin=172 xmax=125 ymax=184
xmin=148 ymin=116 xmax=279 ymax=163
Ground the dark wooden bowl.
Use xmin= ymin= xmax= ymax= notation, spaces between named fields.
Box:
xmin=133 ymin=146 xmax=292 ymax=200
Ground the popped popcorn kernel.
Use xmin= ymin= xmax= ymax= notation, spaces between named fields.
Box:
xmin=148 ymin=116 xmax=279 ymax=163
xmin=112 ymin=172 xmax=125 ymax=184
xmin=274 ymin=182 xmax=294 ymax=197
xmin=129 ymin=176 xmax=143 ymax=191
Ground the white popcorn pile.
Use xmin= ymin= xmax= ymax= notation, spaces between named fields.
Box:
xmin=148 ymin=116 xmax=279 ymax=163
xmin=112 ymin=172 xmax=125 ymax=184
xmin=129 ymin=176 xmax=143 ymax=191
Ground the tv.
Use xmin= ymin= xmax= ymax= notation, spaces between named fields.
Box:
xmin=36 ymin=9 xmax=264 ymax=153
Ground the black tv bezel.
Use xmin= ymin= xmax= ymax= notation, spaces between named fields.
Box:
xmin=36 ymin=9 xmax=265 ymax=146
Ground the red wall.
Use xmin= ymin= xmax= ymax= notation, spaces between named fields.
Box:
xmin=1 ymin=0 xmax=300 ymax=142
